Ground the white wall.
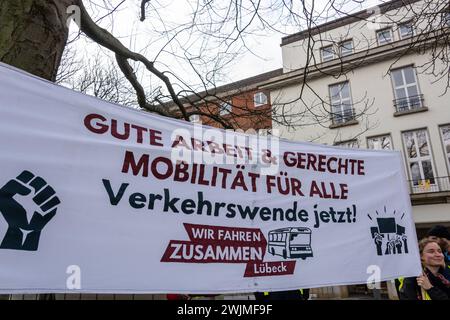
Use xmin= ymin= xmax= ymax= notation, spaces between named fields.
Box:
xmin=281 ymin=0 xmax=447 ymax=72
xmin=272 ymin=52 xmax=450 ymax=179
xmin=272 ymin=0 xmax=450 ymax=226
xmin=412 ymin=204 xmax=450 ymax=224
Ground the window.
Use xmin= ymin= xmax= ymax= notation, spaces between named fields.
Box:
xmin=377 ymin=28 xmax=393 ymax=45
xmin=321 ymin=45 xmax=335 ymax=62
xmin=189 ymin=114 xmax=200 ymax=123
xmin=402 ymin=129 xmax=438 ymax=192
xmin=329 ymin=82 xmax=354 ymax=125
xmin=444 ymin=12 xmax=450 ymax=27
xmin=391 ymin=66 xmax=422 ymax=112
xmin=339 ymin=40 xmax=353 ymax=57
xmin=219 ymin=101 xmax=232 ymax=116
xmin=335 ymin=140 xmax=359 ymax=149
xmin=440 ymin=125 xmax=450 ymax=172
xmin=254 ymin=92 xmax=268 ymax=107
xmin=367 ymin=135 xmax=393 ymax=150
xmin=398 ymin=22 xmax=413 ymax=39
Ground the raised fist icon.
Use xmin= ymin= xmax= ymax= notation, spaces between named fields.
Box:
xmin=0 ymin=171 xmax=60 ymax=251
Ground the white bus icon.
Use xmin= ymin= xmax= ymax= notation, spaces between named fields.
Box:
xmin=267 ymin=227 xmax=313 ymax=260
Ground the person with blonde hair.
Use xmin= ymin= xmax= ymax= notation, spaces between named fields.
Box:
xmin=427 ymin=225 xmax=450 ymax=264
xmin=398 ymin=238 xmax=450 ymax=300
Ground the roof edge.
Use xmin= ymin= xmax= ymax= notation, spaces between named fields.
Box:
xmin=281 ymin=0 xmax=423 ymax=46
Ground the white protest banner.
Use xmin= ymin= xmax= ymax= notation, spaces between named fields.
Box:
xmin=0 ymin=63 xmax=421 ymax=294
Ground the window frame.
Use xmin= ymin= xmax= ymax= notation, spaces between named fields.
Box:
xmin=366 ymin=134 xmax=394 ymax=150
xmin=390 ymin=65 xmax=422 ymax=111
xmin=376 ymin=27 xmax=394 ymax=45
xmin=219 ymin=100 xmax=232 ymax=116
xmin=401 ymin=128 xmax=438 ymax=190
xmin=253 ymin=92 xmax=268 ymax=107
xmin=334 ymin=139 xmax=359 ymax=149
xmin=189 ymin=114 xmax=200 ymax=123
xmin=339 ymin=39 xmax=353 ymax=57
xmin=320 ymin=45 xmax=335 ymax=62
xmin=439 ymin=124 xmax=450 ymax=175
xmin=443 ymin=12 xmax=450 ymax=27
xmin=329 ymin=81 xmax=354 ymax=125
xmin=398 ymin=21 xmax=414 ymax=40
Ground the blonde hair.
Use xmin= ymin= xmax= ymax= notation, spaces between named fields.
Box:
xmin=418 ymin=238 xmax=440 ymax=256
xmin=418 ymin=238 xmax=444 ymax=271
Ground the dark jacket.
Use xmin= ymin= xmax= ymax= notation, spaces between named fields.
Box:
xmin=398 ymin=268 xmax=450 ymax=300
xmin=445 ymin=257 xmax=450 ymax=281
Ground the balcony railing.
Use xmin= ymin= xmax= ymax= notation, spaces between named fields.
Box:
xmin=407 ymin=176 xmax=450 ymax=194
xmin=331 ymin=108 xmax=355 ymax=125
xmin=393 ymin=94 xmax=424 ymax=113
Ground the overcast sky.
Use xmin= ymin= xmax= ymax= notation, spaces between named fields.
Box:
xmin=69 ymin=0 xmax=382 ymax=93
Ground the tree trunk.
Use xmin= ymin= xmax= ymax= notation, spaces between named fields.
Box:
xmin=0 ymin=0 xmax=75 ymax=82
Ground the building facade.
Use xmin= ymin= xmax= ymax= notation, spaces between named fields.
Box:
xmin=258 ymin=0 xmax=450 ymax=299
xmin=180 ymin=69 xmax=282 ymax=131
xmin=263 ymin=0 xmax=450 ymax=230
